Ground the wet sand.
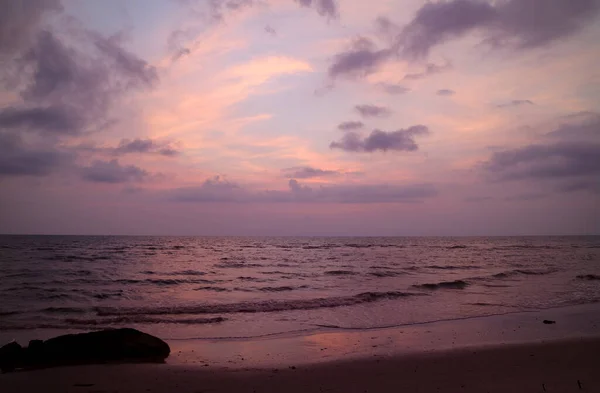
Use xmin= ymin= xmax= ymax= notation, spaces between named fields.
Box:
xmin=1 ymin=337 xmax=599 ymax=393
xmin=1 ymin=304 xmax=600 ymax=392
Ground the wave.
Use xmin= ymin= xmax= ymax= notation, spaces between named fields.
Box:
xmin=324 ymin=270 xmax=357 ymax=276
xmin=576 ymin=274 xmax=600 ymax=281
xmin=0 ymin=316 xmax=227 ymax=331
xmin=447 ymin=245 xmax=468 ymax=249
xmin=237 ymin=276 xmax=271 ymax=283
xmin=257 ymin=285 xmax=308 ymax=292
xmin=426 ymin=265 xmax=480 ymax=270
xmin=194 ymin=286 xmax=230 ymax=292
xmin=95 ymin=291 xmax=426 ymax=316
xmin=490 ymin=268 xmax=558 ymax=279
xmin=41 ymin=307 xmax=87 ymax=314
xmin=368 ymin=271 xmax=404 ymax=277
xmin=141 ymin=270 xmax=205 ymax=276
xmin=0 ymin=311 xmax=21 ymax=316
xmin=214 ymin=262 xmax=263 ymax=268
xmin=413 ymin=280 xmax=469 ymax=290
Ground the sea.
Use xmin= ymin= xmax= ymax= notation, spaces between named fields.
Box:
xmin=1 ymin=236 xmax=599 ymax=343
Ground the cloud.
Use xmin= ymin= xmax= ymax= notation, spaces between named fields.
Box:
xmin=403 ymin=61 xmax=452 ymax=80
xmin=294 ymin=0 xmax=338 ymax=18
xmin=355 ymin=104 xmax=391 ymax=118
xmin=399 ymin=0 xmax=600 ymax=59
xmin=330 ymin=125 xmax=430 ymax=153
xmin=282 ymin=166 xmax=339 ymax=179
xmin=337 ymin=121 xmax=364 ymax=131
xmin=0 ymin=0 xmax=61 ymax=55
xmin=556 ymin=180 xmax=600 ymax=194
xmin=182 ymin=0 xmax=337 ymax=22
xmin=0 ymin=1 xmax=162 ymax=183
xmin=0 ymin=132 xmax=73 ymax=177
xmin=437 ymin=89 xmax=455 ymax=96
xmin=484 ymin=142 xmax=600 ymax=181
xmin=0 ymin=106 xmax=82 ymax=134
xmin=496 ymin=99 xmax=534 ymax=108
xmin=81 ymin=159 xmax=149 ymax=183
xmin=464 ymin=196 xmax=493 ymax=202
xmin=114 ymin=139 xmax=180 ymax=157
xmin=328 ymin=0 xmax=600 ymax=79
xmin=168 ymin=176 xmax=438 ymax=204
xmin=91 ymin=33 xmax=158 ymax=89
xmin=264 ymin=25 xmax=276 ymax=36
xmin=1 ymin=10 xmax=158 ymax=136
xmin=328 ymin=37 xmax=392 ymax=79
xmin=547 ymin=111 xmax=600 ymax=141
xmin=378 ymin=83 xmax=410 ymax=95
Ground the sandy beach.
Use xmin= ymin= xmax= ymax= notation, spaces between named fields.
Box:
xmin=2 ymin=304 xmax=600 ymax=393
xmin=1 ymin=337 xmax=599 ymax=393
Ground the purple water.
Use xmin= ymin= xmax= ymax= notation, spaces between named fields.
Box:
xmin=1 ymin=236 xmax=599 ymax=342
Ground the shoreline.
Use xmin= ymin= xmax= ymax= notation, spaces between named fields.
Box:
xmin=2 ymin=336 xmax=599 ymax=392
xmin=1 ymin=303 xmax=599 ymax=392
xmin=167 ymin=302 xmax=600 ymax=368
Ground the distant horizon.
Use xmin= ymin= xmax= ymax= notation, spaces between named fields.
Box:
xmin=1 ymin=233 xmax=598 ymax=238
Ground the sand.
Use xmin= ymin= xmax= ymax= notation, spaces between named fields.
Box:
xmin=2 ymin=304 xmax=600 ymax=392
xmin=1 ymin=337 xmax=599 ymax=393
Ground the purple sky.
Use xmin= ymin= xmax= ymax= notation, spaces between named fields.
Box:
xmin=0 ymin=0 xmax=599 ymax=235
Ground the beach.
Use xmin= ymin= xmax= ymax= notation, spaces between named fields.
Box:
xmin=2 ymin=303 xmax=600 ymax=392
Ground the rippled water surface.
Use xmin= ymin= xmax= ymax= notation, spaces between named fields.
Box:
xmin=1 ymin=236 xmax=599 ymax=340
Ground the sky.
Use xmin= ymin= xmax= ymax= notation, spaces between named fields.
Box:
xmin=0 ymin=0 xmax=599 ymax=236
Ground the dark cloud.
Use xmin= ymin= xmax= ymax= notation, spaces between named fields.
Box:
xmin=295 ymin=0 xmax=338 ymax=18
xmin=0 ymin=106 xmax=82 ymax=134
xmin=403 ymin=61 xmax=452 ymax=80
xmin=399 ymin=0 xmax=600 ymax=59
xmin=114 ymin=139 xmax=179 ymax=157
xmin=282 ymin=166 xmax=339 ymax=179
xmin=484 ymin=142 xmax=600 ymax=181
xmin=437 ymin=89 xmax=455 ymax=96
xmin=355 ymin=104 xmax=391 ymax=118
xmin=81 ymin=159 xmax=149 ymax=183
xmin=378 ymin=83 xmax=410 ymax=95
xmin=375 ymin=16 xmax=400 ymax=39
xmin=92 ymin=33 xmax=158 ymax=88
xmin=264 ymin=25 xmax=276 ymax=36
xmin=169 ymin=176 xmax=437 ymax=204
xmin=496 ymin=99 xmax=534 ymax=108
xmin=207 ymin=0 xmax=255 ymax=20
xmin=337 ymin=121 xmax=364 ymax=131
xmin=464 ymin=196 xmax=493 ymax=202
xmin=328 ymin=37 xmax=392 ymax=79
xmin=546 ymin=111 xmax=600 ymax=141
xmin=1 ymin=8 xmax=158 ymax=136
xmin=329 ymin=0 xmax=600 ymax=79
xmin=556 ymin=180 xmax=600 ymax=194
xmin=330 ymin=125 xmax=429 ymax=153
xmin=0 ymin=132 xmax=72 ymax=177
xmin=399 ymin=0 xmax=497 ymax=59
xmin=171 ymin=47 xmax=191 ymax=62
xmin=0 ymin=1 xmax=162 ymax=183
xmin=0 ymin=0 xmax=61 ymax=55
xmin=167 ymin=176 xmax=244 ymax=202
xmin=504 ymin=192 xmax=546 ymax=201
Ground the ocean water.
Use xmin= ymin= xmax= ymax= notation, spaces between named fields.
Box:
xmin=1 ymin=236 xmax=599 ymax=342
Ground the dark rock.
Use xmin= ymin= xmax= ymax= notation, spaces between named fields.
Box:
xmin=0 ymin=342 xmax=23 ymax=372
xmin=543 ymin=320 xmax=556 ymax=324
xmin=1 ymin=328 xmax=170 ymax=372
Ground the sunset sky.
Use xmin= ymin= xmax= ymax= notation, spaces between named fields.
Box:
xmin=1 ymin=0 xmax=599 ymax=235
